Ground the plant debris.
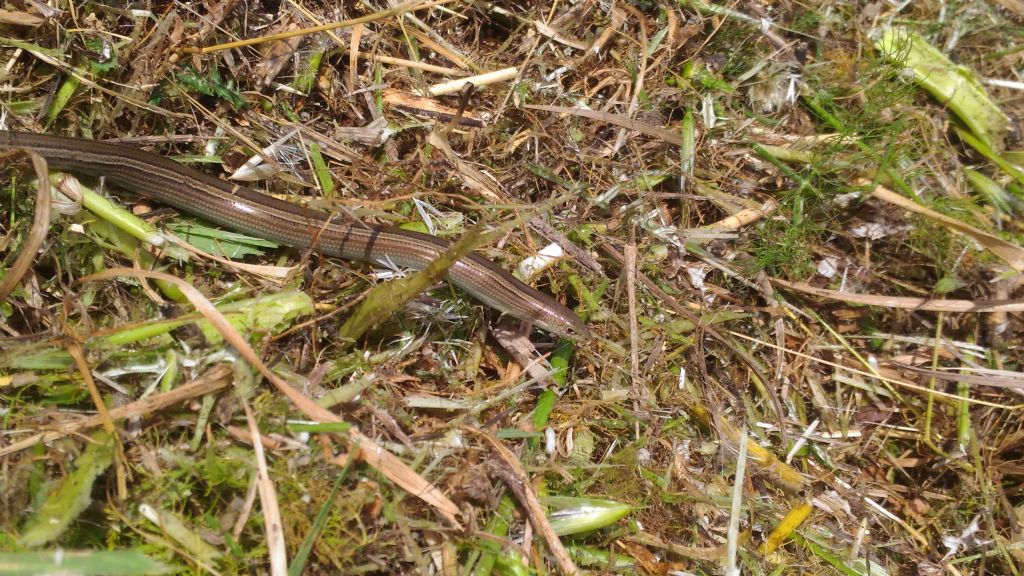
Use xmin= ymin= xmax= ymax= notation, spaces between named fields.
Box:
xmin=1 ymin=1 xmax=1023 ymax=574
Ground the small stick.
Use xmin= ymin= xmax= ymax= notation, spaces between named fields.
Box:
xmin=429 ymin=67 xmax=518 ymax=96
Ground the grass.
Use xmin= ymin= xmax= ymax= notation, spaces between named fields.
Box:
xmin=1 ymin=1 xmax=1023 ymax=574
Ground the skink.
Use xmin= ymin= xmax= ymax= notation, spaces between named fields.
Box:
xmin=0 ymin=131 xmax=589 ymax=338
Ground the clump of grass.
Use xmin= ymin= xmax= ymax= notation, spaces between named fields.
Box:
xmin=749 ymin=215 xmax=822 ymax=278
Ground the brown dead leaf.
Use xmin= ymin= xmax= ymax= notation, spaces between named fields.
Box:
xmin=427 ymin=129 xmax=502 ymax=199
xmin=256 ymin=22 xmax=305 ymax=87
xmin=0 ymin=9 xmax=45 ymax=26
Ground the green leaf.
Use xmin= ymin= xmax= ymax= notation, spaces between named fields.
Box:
xmin=533 ymin=389 xmax=557 ymax=430
xmin=933 ymin=276 xmax=963 ymax=294
xmin=495 ymin=429 xmax=544 ymax=440
xmin=472 ymin=495 xmax=517 ymax=576
xmin=955 ymin=126 xmax=1024 ymax=190
xmin=875 ymin=27 xmax=1009 ymax=151
xmin=0 ymin=550 xmax=169 ymax=576
xmin=292 ymin=48 xmax=325 ymax=94
xmin=309 ymin=142 xmax=334 ymax=199
xmin=0 ymin=35 xmax=61 ymax=56
xmin=138 ymin=503 xmax=222 ymax=564
xmin=170 ymin=221 xmax=280 ymax=258
xmin=338 ymin=221 xmax=505 ymax=344
xmin=964 ymin=168 xmax=1013 ymax=214
xmin=287 ymin=422 xmax=351 ymax=434
xmin=20 ymin=430 xmax=115 ymax=547
xmin=45 ymin=75 xmax=80 ymax=126
xmin=175 ymin=65 xmax=246 ymax=109
xmin=548 ymin=340 xmax=574 ymax=387
xmin=85 ymin=38 xmax=118 ymax=74
xmin=542 ymin=495 xmax=633 ymax=536
xmin=525 ymin=163 xmax=569 ymax=187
